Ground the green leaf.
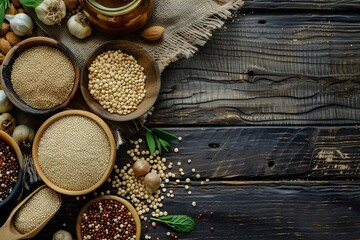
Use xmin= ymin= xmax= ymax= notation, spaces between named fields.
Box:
xmin=146 ymin=131 xmax=156 ymax=154
xmin=158 ymin=138 xmax=171 ymax=152
xmin=151 ymin=215 xmax=196 ymax=233
xmin=19 ymin=0 xmax=42 ymax=8
xmin=0 ymin=7 xmax=5 ymax=29
xmin=154 ymin=136 xmax=162 ymax=155
xmin=152 ymin=128 xmax=178 ymax=141
xmin=0 ymin=0 xmax=10 ymax=28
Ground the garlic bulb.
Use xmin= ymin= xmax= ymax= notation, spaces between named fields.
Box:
xmin=35 ymin=0 xmax=66 ymax=25
xmin=67 ymin=12 xmax=92 ymax=39
xmin=5 ymin=13 xmax=34 ymax=36
xmin=12 ymin=125 xmax=35 ymax=150
xmin=53 ymin=229 xmax=73 ymax=240
xmin=0 ymin=90 xmax=13 ymax=113
xmin=0 ymin=113 xmax=16 ymax=135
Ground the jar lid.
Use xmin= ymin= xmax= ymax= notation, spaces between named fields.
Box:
xmin=86 ymin=0 xmax=142 ymax=15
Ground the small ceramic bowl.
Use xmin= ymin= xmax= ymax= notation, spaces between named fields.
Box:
xmin=76 ymin=195 xmax=141 ymax=240
xmin=0 ymin=130 xmax=23 ymax=209
xmin=32 ymin=110 xmax=116 ymax=195
xmin=81 ymin=40 xmax=161 ymax=121
xmin=1 ymin=37 xmax=80 ymax=116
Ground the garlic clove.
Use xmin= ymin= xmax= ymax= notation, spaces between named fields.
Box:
xmin=67 ymin=12 xmax=92 ymax=39
xmin=5 ymin=13 xmax=33 ymax=36
xmin=0 ymin=89 xmax=13 ymax=113
xmin=12 ymin=125 xmax=35 ymax=150
xmin=0 ymin=112 xmax=16 ymax=135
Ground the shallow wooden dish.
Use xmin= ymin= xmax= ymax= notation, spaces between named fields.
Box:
xmin=81 ymin=40 xmax=161 ymax=121
xmin=0 ymin=130 xmax=23 ymax=209
xmin=32 ymin=110 xmax=116 ymax=195
xmin=0 ymin=37 xmax=80 ymax=116
xmin=76 ymin=195 xmax=141 ymax=240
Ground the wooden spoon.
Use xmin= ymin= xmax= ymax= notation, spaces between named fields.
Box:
xmin=0 ymin=185 xmax=62 ymax=240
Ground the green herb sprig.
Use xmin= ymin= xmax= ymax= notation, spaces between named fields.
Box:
xmin=0 ymin=0 xmax=10 ymax=27
xmin=19 ymin=0 xmax=42 ymax=8
xmin=150 ymin=215 xmax=196 ymax=233
xmin=144 ymin=127 xmax=178 ymax=155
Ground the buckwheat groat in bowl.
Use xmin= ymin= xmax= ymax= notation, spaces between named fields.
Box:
xmin=32 ymin=110 xmax=116 ymax=195
xmin=1 ymin=37 xmax=80 ymax=115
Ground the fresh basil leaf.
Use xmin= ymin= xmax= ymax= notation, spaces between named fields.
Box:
xmin=152 ymin=128 xmax=178 ymax=141
xmin=151 ymin=215 xmax=196 ymax=233
xmin=146 ymin=131 xmax=156 ymax=154
xmin=20 ymin=0 xmax=42 ymax=8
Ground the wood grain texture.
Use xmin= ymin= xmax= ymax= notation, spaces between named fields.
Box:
xmin=123 ymin=127 xmax=360 ymax=178
xmin=2 ymin=181 xmax=358 ymax=240
xmin=243 ymin=0 xmax=360 ymax=10
xmin=149 ymin=13 xmax=360 ymax=125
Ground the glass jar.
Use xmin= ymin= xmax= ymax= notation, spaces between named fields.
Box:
xmin=79 ymin=0 xmax=154 ymax=35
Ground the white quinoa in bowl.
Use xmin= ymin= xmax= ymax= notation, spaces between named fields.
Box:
xmin=37 ymin=115 xmax=111 ymax=192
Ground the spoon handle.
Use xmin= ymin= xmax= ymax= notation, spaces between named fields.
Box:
xmin=0 ymin=223 xmax=22 ymax=240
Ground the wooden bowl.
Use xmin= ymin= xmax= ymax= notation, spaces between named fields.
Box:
xmin=32 ymin=110 xmax=116 ymax=195
xmin=76 ymin=195 xmax=141 ymax=240
xmin=0 ymin=37 xmax=80 ymax=116
xmin=0 ymin=130 xmax=23 ymax=209
xmin=81 ymin=40 xmax=161 ymax=121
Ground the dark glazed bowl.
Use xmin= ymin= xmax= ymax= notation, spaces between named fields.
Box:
xmin=81 ymin=40 xmax=161 ymax=121
xmin=0 ymin=130 xmax=23 ymax=209
xmin=0 ymin=37 xmax=80 ymax=116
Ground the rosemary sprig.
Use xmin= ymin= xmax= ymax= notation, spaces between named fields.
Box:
xmin=0 ymin=0 xmax=11 ymax=27
xmin=151 ymin=215 xmax=196 ymax=233
xmin=144 ymin=126 xmax=178 ymax=155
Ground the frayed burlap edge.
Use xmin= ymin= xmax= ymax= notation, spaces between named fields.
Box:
xmin=147 ymin=0 xmax=244 ymax=72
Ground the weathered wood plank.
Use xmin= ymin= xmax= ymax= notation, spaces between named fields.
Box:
xmin=126 ymin=127 xmax=360 ymax=178
xmin=149 ymin=13 xmax=360 ymax=125
xmin=4 ymin=181 xmax=358 ymax=240
xmin=243 ymin=0 xmax=360 ymax=11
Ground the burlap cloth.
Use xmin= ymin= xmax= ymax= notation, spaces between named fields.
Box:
xmin=29 ymin=0 xmax=243 ymax=72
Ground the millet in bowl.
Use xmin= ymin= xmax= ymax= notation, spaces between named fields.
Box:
xmin=1 ymin=37 xmax=80 ymax=115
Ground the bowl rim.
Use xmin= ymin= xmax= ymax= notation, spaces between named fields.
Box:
xmin=80 ymin=40 xmax=161 ymax=122
xmin=31 ymin=109 xmax=116 ymax=196
xmin=75 ymin=195 xmax=141 ymax=240
xmin=0 ymin=130 xmax=23 ymax=208
xmin=0 ymin=36 xmax=81 ymax=116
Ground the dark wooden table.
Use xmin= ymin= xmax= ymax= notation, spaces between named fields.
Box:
xmin=2 ymin=0 xmax=360 ymax=239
